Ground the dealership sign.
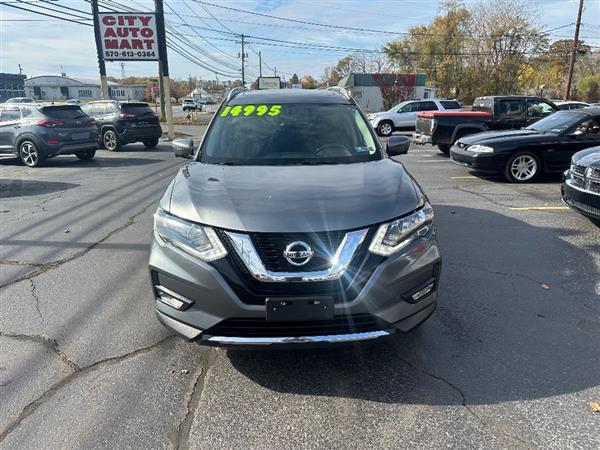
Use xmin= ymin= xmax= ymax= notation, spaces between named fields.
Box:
xmin=99 ymin=13 xmax=159 ymax=61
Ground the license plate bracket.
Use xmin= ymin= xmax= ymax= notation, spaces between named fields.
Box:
xmin=265 ymin=297 xmax=334 ymax=322
xmin=71 ymin=132 xmax=89 ymax=140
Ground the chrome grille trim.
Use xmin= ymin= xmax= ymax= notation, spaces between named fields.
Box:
xmin=223 ymin=229 xmax=369 ymax=282
xmin=567 ymin=163 xmax=600 ymax=196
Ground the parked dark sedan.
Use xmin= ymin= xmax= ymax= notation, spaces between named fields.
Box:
xmin=450 ymin=108 xmax=600 ymax=182
xmin=562 ymin=146 xmax=600 ymax=225
xmin=81 ymin=101 xmax=161 ymax=151
xmin=0 ymin=104 xmax=98 ymax=167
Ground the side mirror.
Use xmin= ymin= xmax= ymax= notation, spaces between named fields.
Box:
xmin=386 ymin=135 xmax=411 ymax=156
xmin=172 ymin=138 xmax=194 ymax=158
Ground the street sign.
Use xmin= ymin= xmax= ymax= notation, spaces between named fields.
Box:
xmin=258 ymin=77 xmax=281 ymax=90
xmin=98 ymin=13 xmax=159 ymax=61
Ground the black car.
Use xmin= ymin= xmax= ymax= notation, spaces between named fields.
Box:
xmin=450 ymin=108 xmax=600 ymax=182
xmin=81 ymin=101 xmax=161 ymax=151
xmin=562 ymin=146 xmax=600 ymax=225
xmin=0 ymin=104 xmax=98 ymax=167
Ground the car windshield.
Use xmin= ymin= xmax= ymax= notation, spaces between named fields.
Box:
xmin=200 ymin=103 xmax=381 ymax=165
xmin=526 ymin=111 xmax=587 ymax=134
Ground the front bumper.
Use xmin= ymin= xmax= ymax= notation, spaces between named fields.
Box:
xmin=450 ymin=146 xmax=506 ymax=173
xmin=149 ymin=229 xmax=441 ymax=347
xmin=561 ymin=177 xmax=600 ymax=220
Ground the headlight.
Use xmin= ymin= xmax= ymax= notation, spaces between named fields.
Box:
xmin=154 ymin=208 xmax=227 ymax=261
xmin=368 ymin=203 xmax=434 ymax=256
xmin=468 ymin=145 xmax=494 ymax=154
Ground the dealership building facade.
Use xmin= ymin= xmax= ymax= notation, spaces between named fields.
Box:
xmin=24 ymin=75 xmax=145 ymax=101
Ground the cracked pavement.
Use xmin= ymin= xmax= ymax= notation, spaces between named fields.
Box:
xmin=1 ymin=138 xmax=599 ymax=448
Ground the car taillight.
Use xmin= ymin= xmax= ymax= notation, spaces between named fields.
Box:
xmin=47 ymin=139 xmax=60 ymax=145
xmin=37 ymin=119 xmax=64 ymax=127
xmin=120 ymin=113 xmax=136 ymax=119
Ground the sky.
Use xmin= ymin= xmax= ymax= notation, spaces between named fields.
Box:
xmin=1 ymin=0 xmax=599 ymax=82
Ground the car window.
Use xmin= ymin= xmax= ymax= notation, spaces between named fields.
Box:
xmin=497 ymin=100 xmax=523 ymax=117
xmin=440 ymin=100 xmax=461 ymax=110
xmin=41 ymin=106 xmax=87 ymax=119
xmin=0 ymin=109 xmax=21 ymax=121
xmin=121 ymin=104 xmax=154 ymax=117
xmin=577 ymin=118 xmax=600 ymax=134
xmin=201 ymin=103 xmax=381 ymax=165
xmin=525 ymin=100 xmax=555 ymax=117
xmin=399 ymin=102 xmax=418 ymax=113
xmin=526 ymin=111 xmax=587 ymax=133
xmin=417 ymin=101 xmax=438 ymax=111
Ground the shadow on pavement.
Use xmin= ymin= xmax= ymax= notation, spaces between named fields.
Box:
xmin=0 ymin=179 xmax=79 ymax=198
xmin=227 ymin=205 xmax=599 ymax=406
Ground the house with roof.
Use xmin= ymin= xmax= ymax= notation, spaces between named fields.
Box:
xmin=24 ymin=75 xmax=145 ymax=101
xmin=337 ymin=73 xmax=436 ymax=112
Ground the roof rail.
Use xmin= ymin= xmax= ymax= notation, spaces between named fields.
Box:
xmin=325 ymin=86 xmax=355 ymax=103
xmin=226 ymin=87 xmax=247 ymax=102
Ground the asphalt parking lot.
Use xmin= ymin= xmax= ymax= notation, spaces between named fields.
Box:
xmin=0 ymin=133 xmax=598 ymax=448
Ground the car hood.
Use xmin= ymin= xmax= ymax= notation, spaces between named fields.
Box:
xmin=573 ymin=146 xmax=600 ymax=167
xmin=459 ymin=129 xmax=556 ymax=146
xmin=166 ymin=159 xmax=421 ymax=233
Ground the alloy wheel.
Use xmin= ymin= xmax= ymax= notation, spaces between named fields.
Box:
xmin=510 ymin=155 xmax=538 ymax=181
xmin=379 ymin=123 xmax=392 ymax=136
xmin=104 ymin=131 xmax=117 ymax=151
xmin=20 ymin=142 xmax=39 ymax=167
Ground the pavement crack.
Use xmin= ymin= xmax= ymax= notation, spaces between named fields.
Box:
xmin=173 ymin=348 xmax=219 ymax=450
xmin=396 ymin=356 xmax=531 ymax=447
xmin=454 ymin=185 xmax=515 ymax=208
xmin=29 ymin=279 xmax=44 ymax=324
xmin=0 ymin=260 xmax=45 ymax=267
xmin=0 ymin=201 xmax=156 ymax=290
xmin=0 ymin=335 xmax=175 ymax=443
xmin=0 ymin=332 xmax=79 ymax=373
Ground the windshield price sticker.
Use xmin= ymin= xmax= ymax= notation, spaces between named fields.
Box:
xmin=220 ymin=105 xmax=282 ymax=117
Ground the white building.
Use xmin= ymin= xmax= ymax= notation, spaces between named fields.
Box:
xmin=24 ymin=75 xmax=146 ymax=101
xmin=338 ymin=73 xmax=436 ymax=113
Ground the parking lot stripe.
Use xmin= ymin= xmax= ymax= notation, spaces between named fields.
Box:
xmin=510 ymin=206 xmax=570 ymax=211
xmin=450 ymin=176 xmax=477 ymax=179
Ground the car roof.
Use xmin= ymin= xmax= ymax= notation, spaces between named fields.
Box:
xmin=557 ymin=107 xmax=600 ymax=116
xmin=229 ymin=88 xmax=353 ymax=105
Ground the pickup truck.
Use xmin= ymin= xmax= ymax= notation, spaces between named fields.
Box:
xmin=413 ymin=96 xmax=558 ymax=153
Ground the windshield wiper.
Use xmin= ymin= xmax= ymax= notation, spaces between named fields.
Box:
xmin=215 ymin=161 xmax=237 ymax=165
xmin=296 ymin=160 xmax=339 ymax=165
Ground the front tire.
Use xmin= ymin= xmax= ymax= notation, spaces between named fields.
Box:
xmin=143 ymin=138 xmax=159 ymax=148
xmin=76 ymin=149 xmax=96 ymax=160
xmin=102 ymin=129 xmax=121 ymax=152
xmin=377 ymin=121 xmax=394 ymax=137
xmin=19 ymin=140 xmax=45 ymax=167
xmin=438 ymin=144 xmax=450 ymax=154
xmin=504 ymin=151 xmax=541 ymax=183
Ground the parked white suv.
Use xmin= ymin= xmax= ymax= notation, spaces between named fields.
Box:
xmin=368 ymin=99 xmax=462 ymax=136
xmin=182 ymin=98 xmax=201 ymax=111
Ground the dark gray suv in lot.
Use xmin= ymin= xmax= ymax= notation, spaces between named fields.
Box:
xmin=149 ymin=88 xmax=441 ymax=347
xmin=0 ymin=104 xmax=98 ymax=167
xmin=82 ymin=100 xmax=161 ymax=151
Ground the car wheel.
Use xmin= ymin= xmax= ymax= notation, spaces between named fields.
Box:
xmin=19 ymin=140 xmax=45 ymax=167
xmin=102 ymin=129 xmax=121 ymax=151
xmin=143 ymin=138 xmax=159 ymax=148
xmin=76 ymin=150 xmax=96 ymax=160
xmin=438 ymin=144 xmax=450 ymax=154
xmin=504 ymin=151 xmax=541 ymax=183
xmin=377 ymin=121 xmax=394 ymax=137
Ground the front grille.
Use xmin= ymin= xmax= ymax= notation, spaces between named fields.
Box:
xmin=589 ymin=167 xmax=600 ymax=181
xmin=571 ymin=164 xmax=586 ymax=176
xmin=251 ymin=231 xmax=346 ymax=272
xmin=567 ymin=163 xmax=600 ymax=196
xmin=416 ymin=116 xmax=434 ymax=134
xmin=205 ymin=314 xmax=389 ymax=338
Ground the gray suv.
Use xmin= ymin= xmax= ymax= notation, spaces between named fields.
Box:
xmin=149 ymin=88 xmax=441 ymax=347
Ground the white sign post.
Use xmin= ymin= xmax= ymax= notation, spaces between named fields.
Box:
xmin=98 ymin=13 xmax=159 ymax=61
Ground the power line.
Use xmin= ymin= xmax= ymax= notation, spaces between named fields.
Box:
xmin=0 ymin=1 xmax=92 ymax=26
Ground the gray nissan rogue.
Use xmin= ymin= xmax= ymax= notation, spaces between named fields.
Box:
xmin=149 ymin=88 xmax=441 ymax=346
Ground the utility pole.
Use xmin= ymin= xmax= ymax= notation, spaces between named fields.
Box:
xmin=259 ymin=51 xmax=262 ymax=77
xmin=240 ymin=34 xmax=246 ymax=87
xmin=18 ymin=64 xmax=23 ymax=75
xmin=158 ymin=63 xmax=166 ymax=119
xmin=90 ymin=0 xmax=109 ymax=100
xmin=565 ymin=0 xmax=584 ymax=100
xmin=155 ymin=0 xmax=174 ymax=139
xmin=274 ymin=66 xmax=277 ymax=77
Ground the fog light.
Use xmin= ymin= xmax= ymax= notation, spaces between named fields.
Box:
xmin=411 ymin=282 xmax=435 ymax=302
xmin=155 ymin=285 xmax=193 ymax=310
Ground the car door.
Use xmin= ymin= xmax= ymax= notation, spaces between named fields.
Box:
xmin=494 ymin=99 xmax=525 ymax=129
xmin=549 ymin=117 xmax=600 ymax=171
xmin=0 ymin=108 xmax=22 ymax=153
xmin=394 ymin=102 xmax=419 ymax=127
